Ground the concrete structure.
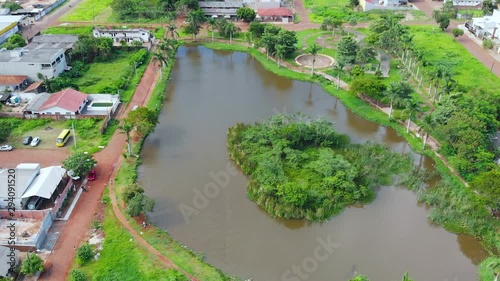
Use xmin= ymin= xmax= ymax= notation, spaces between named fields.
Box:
xmin=24 ymin=88 xmax=88 ymax=115
xmin=0 ymin=75 xmax=28 ymax=91
xmin=199 ymin=1 xmax=244 ymax=18
xmin=26 ymin=34 xmax=79 ymax=51
xmin=0 ymin=164 xmax=67 ymax=210
xmin=0 ymin=47 xmax=67 ymax=81
xmin=0 ymin=212 xmax=54 ymax=250
xmin=92 ymin=28 xmax=153 ymax=44
xmin=0 ymin=246 xmax=19 ymax=278
xmin=0 ymin=15 xmax=26 ymax=44
xmin=85 ymin=94 xmax=120 ymax=116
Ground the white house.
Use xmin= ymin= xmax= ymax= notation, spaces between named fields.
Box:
xmin=0 ymin=164 xmax=66 ymax=210
xmin=0 ymin=15 xmax=26 ymax=44
xmin=92 ymin=28 xmax=152 ymax=44
xmin=24 ymin=88 xmax=88 ymax=115
xmin=466 ymin=9 xmax=500 ymax=39
xmin=0 ymin=75 xmax=28 ymax=91
xmin=444 ymin=0 xmax=483 ymax=7
xmin=0 ymin=47 xmax=67 ymax=81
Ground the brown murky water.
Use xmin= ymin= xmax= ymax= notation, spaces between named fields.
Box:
xmin=139 ymin=46 xmax=488 ymax=281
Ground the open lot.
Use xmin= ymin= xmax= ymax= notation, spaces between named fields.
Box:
xmin=60 ymin=0 xmax=113 ymax=22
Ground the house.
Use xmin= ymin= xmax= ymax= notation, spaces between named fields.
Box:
xmin=0 ymin=246 xmax=19 ymax=278
xmin=444 ymin=0 xmax=483 ymax=7
xmin=92 ymin=28 xmax=153 ymax=44
xmin=0 ymin=75 xmax=28 ymax=91
xmin=0 ymin=15 xmax=26 ymax=44
xmin=466 ymin=9 xmax=500 ymax=40
xmin=0 ymin=164 xmax=67 ymax=210
xmin=257 ymin=8 xmax=293 ymax=23
xmin=24 ymin=88 xmax=88 ymax=115
xmin=23 ymin=81 xmax=43 ymax=93
xmin=199 ymin=1 xmax=244 ymax=18
xmin=0 ymin=47 xmax=67 ymax=81
xmin=359 ymin=0 xmax=413 ymax=11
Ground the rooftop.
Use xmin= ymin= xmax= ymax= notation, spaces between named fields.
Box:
xmin=30 ymin=34 xmax=79 ymax=44
xmin=94 ymin=28 xmax=150 ymax=33
xmin=0 ymin=15 xmax=26 ymax=23
xmin=0 ymin=48 xmax=63 ymax=63
xmin=24 ymin=81 xmax=42 ymax=93
xmin=24 ymin=93 xmax=50 ymax=112
xmin=0 ymin=75 xmax=28 ymax=85
xmin=39 ymin=88 xmax=87 ymax=112
xmin=258 ymin=7 xmax=293 ymax=17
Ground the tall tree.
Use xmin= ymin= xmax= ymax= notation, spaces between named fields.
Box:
xmin=308 ymin=43 xmax=321 ymax=76
xmin=119 ymin=121 xmax=134 ymax=156
xmin=471 ymin=168 xmax=500 ymax=213
xmin=274 ymin=44 xmax=286 ymax=67
xmin=383 ymin=81 xmax=413 ymax=118
xmin=337 ymin=35 xmax=359 ymax=66
xmin=402 ymin=99 xmax=421 ymax=134
xmin=167 ymin=22 xmax=179 ymax=39
xmin=62 ymin=152 xmax=97 ymax=178
xmin=236 ymin=7 xmax=256 ymax=22
xmin=335 ymin=61 xmax=345 ymax=90
xmin=183 ymin=9 xmax=205 ymax=41
xmin=207 ymin=17 xmax=217 ymax=42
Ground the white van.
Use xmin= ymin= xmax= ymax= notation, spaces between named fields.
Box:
xmin=27 ymin=196 xmax=43 ymax=210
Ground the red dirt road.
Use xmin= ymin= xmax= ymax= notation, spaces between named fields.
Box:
xmin=0 ymin=148 xmax=69 ymax=168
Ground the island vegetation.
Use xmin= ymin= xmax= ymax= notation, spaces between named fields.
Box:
xmin=228 ymin=114 xmax=425 ymax=221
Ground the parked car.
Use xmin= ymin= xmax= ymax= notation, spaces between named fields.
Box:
xmin=30 ymin=137 xmax=40 ymax=147
xmin=88 ymin=170 xmax=96 ymax=181
xmin=23 ymin=136 xmax=32 ymax=145
xmin=0 ymin=145 xmax=13 ymax=151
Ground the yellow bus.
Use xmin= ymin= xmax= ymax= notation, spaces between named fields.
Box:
xmin=56 ymin=129 xmax=71 ymax=147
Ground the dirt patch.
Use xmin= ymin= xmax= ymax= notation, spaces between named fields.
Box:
xmin=10 ymin=125 xmax=72 ymax=150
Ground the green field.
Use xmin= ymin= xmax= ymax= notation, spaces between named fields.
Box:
xmin=61 ymin=0 xmax=113 ymax=22
xmin=42 ymin=25 xmax=94 ymax=35
xmin=411 ymin=25 xmax=500 ymax=93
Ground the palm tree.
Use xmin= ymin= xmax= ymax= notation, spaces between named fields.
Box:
xmin=383 ymin=81 xmax=413 ymax=119
xmin=224 ymin=22 xmax=238 ymax=44
xmin=402 ymin=99 xmax=421 ymax=134
xmin=261 ymin=32 xmax=275 ymax=60
xmin=431 ymin=66 xmax=446 ymax=101
xmin=208 ymin=18 xmax=217 ymax=42
xmin=438 ymin=71 xmax=456 ymax=101
xmin=152 ymin=51 xmax=168 ymax=78
xmin=421 ymin=114 xmax=434 ymax=149
xmin=274 ymin=44 xmax=286 ymax=67
xmin=308 ymin=43 xmax=321 ymax=76
xmin=119 ymin=121 xmax=134 ymax=156
xmin=167 ymin=22 xmax=179 ymax=39
xmin=186 ymin=9 xmax=205 ymax=41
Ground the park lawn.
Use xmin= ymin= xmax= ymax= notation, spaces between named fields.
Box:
xmin=410 ymin=25 xmax=500 ymax=93
xmin=42 ymin=25 xmax=93 ymax=35
xmin=60 ymin=0 xmax=113 ymax=22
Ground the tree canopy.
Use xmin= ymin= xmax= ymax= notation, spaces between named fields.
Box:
xmin=62 ymin=152 xmax=97 ymax=178
xmin=237 ymin=7 xmax=256 ymax=22
xmin=227 ymin=114 xmax=416 ymax=221
xmin=21 ymin=253 xmax=44 ymax=276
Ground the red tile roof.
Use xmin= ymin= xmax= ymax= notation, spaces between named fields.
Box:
xmin=258 ymin=8 xmax=293 ymax=17
xmin=0 ymin=75 xmax=27 ymax=86
xmin=39 ymin=88 xmax=88 ymax=112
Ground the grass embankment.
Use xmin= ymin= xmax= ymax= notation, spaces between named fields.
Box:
xmin=70 ymin=189 xmax=186 ymax=280
xmin=200 ymin=40 xmax=500 ymax=254
xmin=60 ymin=0 xmax=113 ymax=22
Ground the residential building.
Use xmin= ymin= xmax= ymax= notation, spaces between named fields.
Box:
xmin=0 ymin=15 xmax=26 ymax=44
xmin=360 ymin=0 xmax=413 ymax=11
xmin=0 ymin=75 xmax=28 ymax=91
xmin=0 ymin=47 xmax=67 ymax=81
xmin=444 ymin=0 xmax=483 ymax=7
xmin=10 ymin=8 xmax=45 ymax=23
xmin=92 ymin=28 xmax=153 ymax=44
xmin=24 ymin=88 xmax=88 ymax=115
xmin=257 ymin=7 xmax=293 ymax=22
xmin=466 ymin=9 xmax=500 ymax=40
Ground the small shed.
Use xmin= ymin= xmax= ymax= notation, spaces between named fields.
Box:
xmin=0 ymin=75 xmax=28 ymax=91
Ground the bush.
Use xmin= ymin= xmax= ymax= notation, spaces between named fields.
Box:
xmin=69 ymin=269 xmax=86 ymax=281
xmin=76 ymin=244 xmax=94 ymax=264
xmin=122 ymin=184 xmax=144 ymax=203
xmin=482 ymin=38 xmax=494 ymax=49
xmin=20 ymin=253 xmax=44 ymax=276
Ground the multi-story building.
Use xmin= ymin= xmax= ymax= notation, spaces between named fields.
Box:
xmin=0 ymin=47 xmax=67 ymax=81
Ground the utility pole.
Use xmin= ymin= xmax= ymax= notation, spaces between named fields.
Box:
xmin=72 ymin=122 xmax=77 ymax=147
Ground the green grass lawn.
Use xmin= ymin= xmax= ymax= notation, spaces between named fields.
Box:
xmin=60 ymin=0 xmax=113 ymax=22
xmin=74 ymin=50 xmax=149 ymax=102
xmin=410 ymin=25 xmax=500 ymax=93
xmin=42 ymin=25 xmax=94 ymax=35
